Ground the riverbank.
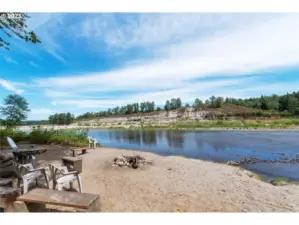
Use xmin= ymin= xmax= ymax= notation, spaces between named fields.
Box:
xmin=13 ymin=119 xmax=299 ymax=132
xmin=36 ymin=145 xmax=299 ymax=212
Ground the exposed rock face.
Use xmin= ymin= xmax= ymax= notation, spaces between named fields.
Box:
xmin=113 ymin=155 xmax=153 ymax=169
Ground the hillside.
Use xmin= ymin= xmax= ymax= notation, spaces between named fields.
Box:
xmin=75 ymin=104 xmax=288 ymax=126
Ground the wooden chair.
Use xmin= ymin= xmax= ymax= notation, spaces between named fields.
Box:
xmin=12 ymin=162 xmax=49 ymax=194
xmin=48 ymin=164 xmax=83 ymax=193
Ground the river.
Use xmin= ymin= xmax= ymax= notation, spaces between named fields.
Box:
xmin=88 ymin=129 xmax=299 ymax=180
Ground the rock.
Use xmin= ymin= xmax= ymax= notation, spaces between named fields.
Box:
xmin=227 ymin=161 xmax=240 ymax=166
xmin=113 ymin=154 xmax=153 ymax=169
xmin=117 ymin=161 xmax=125 ymax=167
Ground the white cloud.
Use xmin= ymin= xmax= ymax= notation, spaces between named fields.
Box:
xmin=0 ymin=78 xmax=24 ymax=94
xmin=28 ymin=108 xmax=55 ymax=120
xmin=3 ymin=55 xmax=18 ymax=64
xmin=50 ymin=77 xmax=255 ymax=109
xmin=35 ymin=13 xmax=299 ymax=96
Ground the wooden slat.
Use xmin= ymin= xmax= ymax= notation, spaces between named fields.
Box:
xmin=17 ymin=188 xmax=99 ymax=210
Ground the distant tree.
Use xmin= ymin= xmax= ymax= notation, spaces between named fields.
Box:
xmin=0 ymin=94 xmax=30 ymax=127
xmin=66 ymin=112 xmax=72 ymax=125
xmin=193 ymin=98 xmax=203 ymax=107
xmin=140 ymin=102 xmax=146 ymax=113
xmin=0 ymin=13 xmax=41 ymax=50
xmin=185 ymin=103 xmax=190 ymax=107
xmin=176 ymin=98 xmax=182 ymax=108
xmin=126 ymin=104 xmax=133 ymax=114
xmin=156 ymin=107 xmax=162 ymax=111
xmin=215 ymin=97 xmax=224 ymax=108
xmin=164 ymin=100 xmax=170 ymax=111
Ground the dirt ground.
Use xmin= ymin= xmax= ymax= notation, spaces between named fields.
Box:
xmin=35 ymin=145 xmax=299 ymax=212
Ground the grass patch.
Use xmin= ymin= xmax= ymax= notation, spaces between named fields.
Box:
xmin=252 ymin=173 xmax=299 ymax=186
xmin=172 ymin=119 xmax=299 ymax=129
xmin=0 ymin=126 xmax=91 ymax=147
xmin=269 ymin=177 xmax=299 ymax=186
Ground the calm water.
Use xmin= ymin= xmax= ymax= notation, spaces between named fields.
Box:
xmin=89 ymin=130 xmax=299 ymax=180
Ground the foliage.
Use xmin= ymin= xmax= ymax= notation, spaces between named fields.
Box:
xmin=74 ymin=91 xmax=299 ymax=122
xmin=0 ymin=94 xmax=30 ymax=127
xmin=164 ymin=98 xmax=182 ymax=111
xmin=193 ymin=98 xmax=202 ymax=107
xmin=77 ymin=101 xmax=157 ymax=120
xmin=0 ymin=13 xmax=41 ymax=50
xmin=0 ymin=126 xmax=90 ymax=147
xmin=0 ymin=128 xmax=29 ymax=147
xmin=48 ymin=112 xmax=75 ymax=125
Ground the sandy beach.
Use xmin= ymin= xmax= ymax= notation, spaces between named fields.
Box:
xmin=33 ymin=145 xmax=299 ymax=212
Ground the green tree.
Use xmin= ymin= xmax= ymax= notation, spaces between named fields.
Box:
xmin=164 ymin=100 xmax=170 ymax=111
xmin=0 ymin=13 xmax=41 ymax=50
xmin=176 ymin=98 xmax=182 ymax=108
xmin=215 ymin=97 xmax=224 ymax=108
xmin=0 ymin=94 xmax=30 ymax=127
xmin=193 ymin=98 xmax=202 ymax=107
xmin=66 ymin=112 xmax=72 ymax=125
xmin=140 ymin=102 xmax=146 ymax=113
xmin=185 ymin=103 xmax=190 ymax=107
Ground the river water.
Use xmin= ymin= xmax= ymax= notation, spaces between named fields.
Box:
xmin=88 ymin=129 xmax=299 ymax=180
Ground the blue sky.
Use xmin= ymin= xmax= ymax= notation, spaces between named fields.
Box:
xmin=1 ymin=13 xmax=299 ymax=120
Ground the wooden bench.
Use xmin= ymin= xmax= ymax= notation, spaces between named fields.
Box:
xmin=15 ymin=188 xmax=99 ymax=212
xmin=0 ymin=178 xmax=20 ymax=212
xmin=71 ymin=148 xmax=88 ymax=157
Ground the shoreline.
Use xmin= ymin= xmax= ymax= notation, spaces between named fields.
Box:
xmin=14 ymin=125 xmax=299 ymax=132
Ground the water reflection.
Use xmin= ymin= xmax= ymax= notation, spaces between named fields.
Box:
xmin=88 ymin=129 xmax=299 ymax=180
xmin=166 ymin=131 xmax=184 ymax=149
xmin=141 ymin=131 xmax=157 ymax=146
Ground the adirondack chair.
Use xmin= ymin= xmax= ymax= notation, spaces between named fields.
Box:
xmin=48 ymin=164 xmax=83 ymax=193
xmin=88 ymin=136 xmax=98 ymax=148
xmin=12 ymin=162 xmax=49 ymax=194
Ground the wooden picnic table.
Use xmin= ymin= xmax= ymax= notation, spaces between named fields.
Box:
xmin=12 ymin=148 xmax=47 ymax=165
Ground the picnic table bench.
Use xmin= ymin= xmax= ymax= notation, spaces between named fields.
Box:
xmin=15 ymin=188 xmax=100 ymax=212
xmin=71 ymin=148 xmax=88 ymax=157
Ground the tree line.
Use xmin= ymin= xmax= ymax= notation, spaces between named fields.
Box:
xmin=48 ymin=113 xmax=75 ymax=125
xmin=76 ymin=92 xmax=299 ymax=120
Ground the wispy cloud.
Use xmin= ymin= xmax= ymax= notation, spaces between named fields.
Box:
xmin=0 ymin=78 xmax=24 ymax=94
xmin=29 ymin=61 xmax=40 ymax=68
xmin=47 ymin=50 xmax=67 ymax=64
xmin=36 ymin=14 xmax=299 ymax=91
xmin=31 ymin=13 xmax=299 ymax=111
xmin=3 ymin=55 xmax=18 ymax=64
xmin=71 ymin=13 xmax=278 ymax=49
xmin=50 ymin=77 xmax=256 ymax=109
xmin=28 ymin=108 xmax=55 ymax=120
xmin=10 ymin=13 xmax=67 ymax=63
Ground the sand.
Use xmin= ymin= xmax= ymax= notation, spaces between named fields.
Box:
xmin=35 ymin=145 xmax=299 ymax=212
